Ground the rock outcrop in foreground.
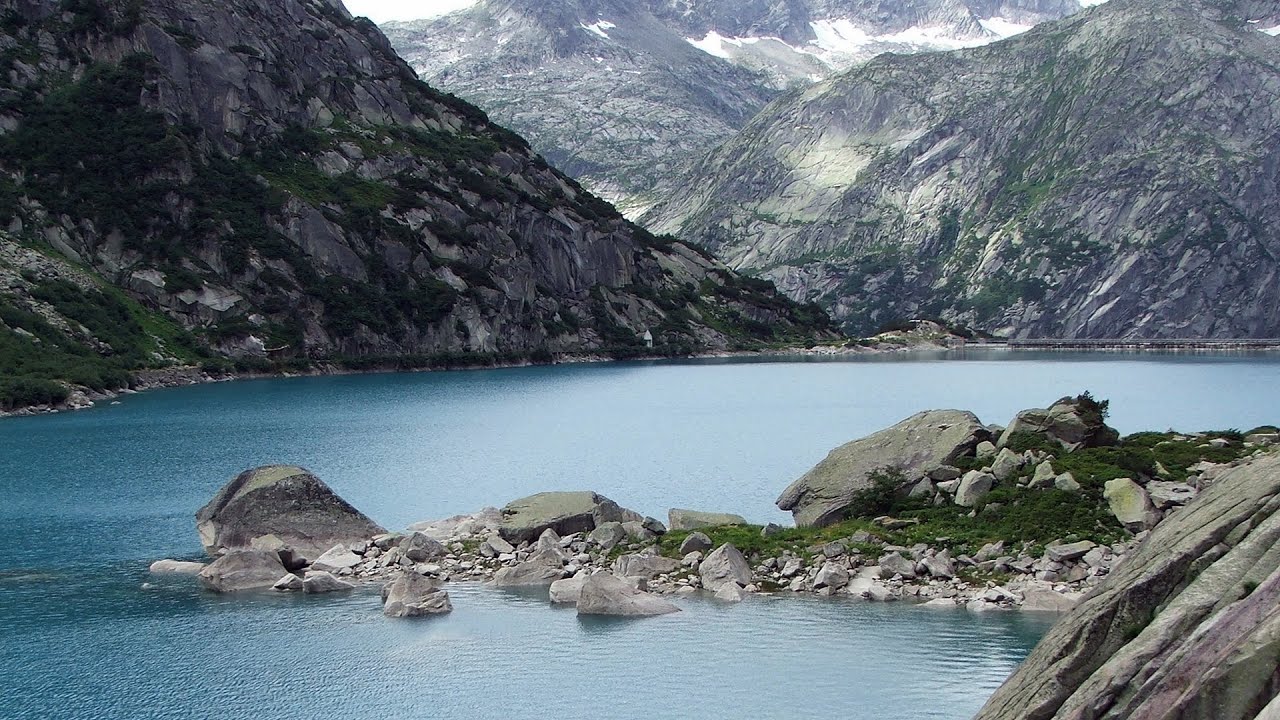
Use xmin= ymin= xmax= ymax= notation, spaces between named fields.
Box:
xmin=196 ymin=465 xmax=385 ymax=559
xmin=976 ymin=452 xmax=1280 ymax=720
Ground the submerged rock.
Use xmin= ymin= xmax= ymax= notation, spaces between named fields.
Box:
xmin=195 ymin=465 xmax=384 ymax=559
xmin=777 ymin=409 xmax=990 ymax=526
xmin=148 ymin=559 xmax=206 ymax=574
xmin=576 ymin=573 xmax=681 ymax=617
xmin=198 ymin=550 xmax=287 ymax=593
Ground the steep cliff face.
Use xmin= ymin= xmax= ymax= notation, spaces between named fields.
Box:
xmin=383 ymin=0 xmax=1080 ymax=216
xmin=0 ymin=0 xmax=833 ymax=407
xmin=645 ymin=0 xmax=1280 ymax=338
xmin=976 ymin=450 xmax=1280 ymax=720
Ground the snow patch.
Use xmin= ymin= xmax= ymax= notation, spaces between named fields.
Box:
xmin=1078 ymin=0 xmax=1110 ymax=7
xmin=687 ymin=30 xmax=735 ymax=59
xmin=978 ymin=17 xmax=1034 ymax=38
xmin=1261 ymin=24 xmax=1280 ymax=36
xmin=810 ymin=19 xmax=995 ymax=53
xmin=580 ymin=20 xmax=617 ymax=40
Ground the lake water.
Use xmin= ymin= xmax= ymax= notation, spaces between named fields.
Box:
xmin=3 ymin=349 xmax=1279 ymax=719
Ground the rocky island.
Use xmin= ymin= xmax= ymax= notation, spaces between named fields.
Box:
xmin=154 ymin=396 xmax=1277 ymax=626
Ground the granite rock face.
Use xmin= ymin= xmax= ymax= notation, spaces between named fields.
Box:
xmin=195 ymin=466 xmax=384 ymax=559
xmin=975 ymin=451 xmax=1280 ymax=720
xmin=667 ymin=508 xmax=748 ymax=531
xmin=0 ymin=0 xmax=832 ymax=388
xmin=777 ymin=409 xmax=990 ymax=526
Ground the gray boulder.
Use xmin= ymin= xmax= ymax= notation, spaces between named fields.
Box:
xmin=1104 ymin=478 xmax=1159 ymax=532
xmin=198 ymin=550 xmax=287 ymax=593
xmin=1029 ymin=461 xmax=1057 ymax=488
xmin=668 ymin=508 xmax=748 ymax=530
xmin=678 ymin=531 xmax=714 ymax=555
xmin=400 ymin=532 xmax=446 ymax=562
xmin=382 ymin=574 xmax=452 ymax=617
xmin=997 ymin=396 xmax=1120 ymax=451
xmin=920 ymin=552 xmax=956 ymax=579
xmin=613 ymin=554 xmax=679 ymax=579
xmin=1046 ymin=541 xmax=1096 ymax=563
xmin=497 ymin=491 xmax=641 ymax=544
xmin=699 ymin=543 xmax=752 ymax=591
xmin=814 ymin=561 xmax=850 ymax=590
xmin=975 ymin=452 xmax=1280 ymax=720
xmin=1147 ymin=480 xmax=1198 ymax=509
xmin=195 ymin=465 xmax=384 ymax=559
xmin=549 ymin=574 xmax=590 ymax=605
xmin=588 ymin=522 xmax=627 ymax=550
xmin=272 ymin=573 xmax=303 ymax=591
xmin=576 ymin=573 xmax=681 ymax=617
xmin=492 ymin=547 xmax=565 ymax=587
xmin=990 ymin=448 xmax=1024 ymax=481
xmin=955 ymin=470 xmax=996 ymax=507
xmin=1019 ymin=590 xmax=1078 ymax=613
xmin=310 ymin=544 xmax=362 ymax=573
xmin=302 ymin=570 xmax=355 ymax=593
xmin=878 ymin=552 xmax=917 ymax=579
xmin=1054 ymin=472 xmax=1081 ymax=493
xmin=777 ymin=410 xmax=991 ymax=526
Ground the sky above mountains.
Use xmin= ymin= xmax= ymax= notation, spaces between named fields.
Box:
xmin=343 ymin=0 xmax=476 ymax=22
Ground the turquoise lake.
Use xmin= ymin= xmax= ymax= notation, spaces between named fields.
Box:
xmin=3 ymin=349 xmax=1279 ymax=719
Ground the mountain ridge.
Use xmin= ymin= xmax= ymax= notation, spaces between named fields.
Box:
xmin=643 ymin=0 xmax=1280 ymax=338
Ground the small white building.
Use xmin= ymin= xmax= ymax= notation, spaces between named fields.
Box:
xmin=642 ymin=329 xmax=654 ymax=348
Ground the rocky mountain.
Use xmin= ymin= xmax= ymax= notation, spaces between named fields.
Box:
xmin=382 ymin=0 xmax=1081 ymax=215
xmin=0 ymin=0 xmax=833 ymax=411
xmin=644 ymin=0 xmax=1280 ymax=338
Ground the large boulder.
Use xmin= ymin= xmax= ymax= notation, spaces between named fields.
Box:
xmin=975 ymin=452 xmax=1280 ymax=720
xmin=997 ymin=395 xmax=1120 ymax=451
xmin=310 ymin=544 xmax=362 ymax=573
xmin=399 ymin=532 xmax=446 ymax=562
xmin=198 ymin=550 xmax=287 ymax=593
xmin=302 ymin=570 xmax=355 ymax=594
xmin=382 ymin=574 xmax=452 ymax=617
xmin=195 ymin=465 xmax=384 ymax=559
xmin=777 ymin=410 xmax=991 ymax=526
xmin=576 ymin=573 xmax=681 ymax=617
xmin=549 ymin=574 xmax=590 ymax=605
xmin=1104 ymin=477 xmax=1159 ymax=532
xmin=492 ymin=546 xmax=565 ymax=587
xmin=955 ymin=470 xmax=995 ymax=507
xmin=667 ymin=509 xmax=747 ymax=531
xmin=613 ymin=554 xmax=680 ymax=579
xmin=496 ymin=491 xmax=641 ymax=545
xmin=700 ymin=543 xmax=752 ymax=591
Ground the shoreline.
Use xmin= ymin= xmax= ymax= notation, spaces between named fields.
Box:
xmin=7 ymin=335 xmax=1278 ymax=419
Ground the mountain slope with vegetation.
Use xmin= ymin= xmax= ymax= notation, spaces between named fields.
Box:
xmin=643 ymin=0 xmax=1280 ymax=337
xmin=0 ymin=0 xmax=834 ymax=411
